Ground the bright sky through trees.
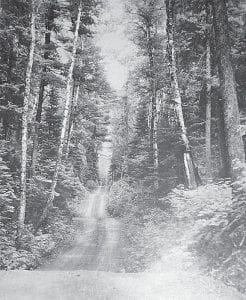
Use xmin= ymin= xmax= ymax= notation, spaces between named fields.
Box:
xmin=96 ymin=0 xmax=135 ymax=92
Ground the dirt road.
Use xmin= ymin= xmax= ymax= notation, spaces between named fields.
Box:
xmin=0 ymin=188 xmax=245 ymax=299
xmin=40 ymin=188 xmax=122 ymax=272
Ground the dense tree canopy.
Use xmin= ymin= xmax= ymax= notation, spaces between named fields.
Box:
xmin=1 ymin=0 xmax=246 ymax=294
xmin=0 ymin=0 xmax=111 ymax=268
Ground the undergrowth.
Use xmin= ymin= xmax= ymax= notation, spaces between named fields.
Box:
xmin=0 ymin=161 xmax=88 ymax=270
xmin=163 ymin=167 xmax=246 ymax=294
xmin=0 ymin=212 xmax=76 ymax=270
xmin=107 ymin=170 xmax=246 ymax=294
xmin=107 ymin=180 xmax=171 ymax=272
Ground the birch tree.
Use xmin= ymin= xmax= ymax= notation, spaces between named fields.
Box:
xmin=18 ymin=0 xmax=36 ymax=236
xmin=165 ymin=0 xmax=197 ymax=189
xmin=65 ymin=85 xmax=80 ymax=160
xmin=205 ymin=2 xmax=212 ymax=180
xmin=36 ymin=0 xmax=83 ymax=228
xmin=146 ymin=19 xmax=159 ymax=187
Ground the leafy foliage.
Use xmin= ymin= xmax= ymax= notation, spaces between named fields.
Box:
xmin=0 ymin=0 xmax=111 ymax=269
xmin=107 ymin=180 xmax=171 ymax=271
xmin=164 ymin=177 xmax=246 ymax=293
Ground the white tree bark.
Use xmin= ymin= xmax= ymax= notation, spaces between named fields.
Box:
xmin=18 ymin=3 xmax=36 ymax=234
xmin=122 ymin=93 xmax=130 ymax=178
xmin=37 ymin=1 xmax=82 ymax=228
xmin=205 ymin=39 xmax=212 ymax=180
xmin=146 ymin=22 xmax=159 ymax=187
xmin=65 ymin=85 xmax=80 ymax=160
xmin=205 ymin=7 xmax=212 ymax=180
xmin=166 ymin=0 xmax=197 ymax=189
xmin=153 ymin=93 xmax=159 ymax=188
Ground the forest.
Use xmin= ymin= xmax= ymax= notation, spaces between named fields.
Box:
xmin=1 ymin=0 xmax=246 ymax=298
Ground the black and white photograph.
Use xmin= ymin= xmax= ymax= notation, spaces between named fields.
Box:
xmin=0 ymin=0 xmax=246 ymax=299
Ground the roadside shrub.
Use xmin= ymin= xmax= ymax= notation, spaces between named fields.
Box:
xmin=192 ymin=165 xmax=246 ymax=293
xmin=107 ymin=180 xmax=171 ymax=271
xmin=86 ymin=179 xmax=98 ymax=191
xmin=165 ymin=170 xmax=246 ymax=294
xmin=0 ymin=211 xmax=76 ymax=270
xmin=107 ymin=180 xmax=135 ymax=218
xmin=0 ymin=161 xmax=86 ymax=271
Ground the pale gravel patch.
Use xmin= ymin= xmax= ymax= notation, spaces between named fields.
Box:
xmin=0 ymin=270 xmax=244 ymax=300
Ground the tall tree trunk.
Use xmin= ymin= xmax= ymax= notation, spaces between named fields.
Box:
xmin=216 ymin=97 xmax=230 ymax=178
xmin=122 ymin=93 xmax=129 ymax=177
xmin=18 ymin=4 xmax=36 ymax=236
xmin=212 ymin=0 xmax=245 ymax=178
xmin=152 ymin=102 xmax=159 ymax=188
xmin=146 ymin=23 xmax=159 ymax=187
xmin=205 ymin=3 xmax=212 ymax=181
xmin=31 ymin=3 xmax=55 ymax=177
xmin=65 ymin=85 xmax=80 ymax=160
xmin=36 ymin=1 xmax=82 ymax=230
xmin=166 ymin=0 xmax=197 ymax=189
